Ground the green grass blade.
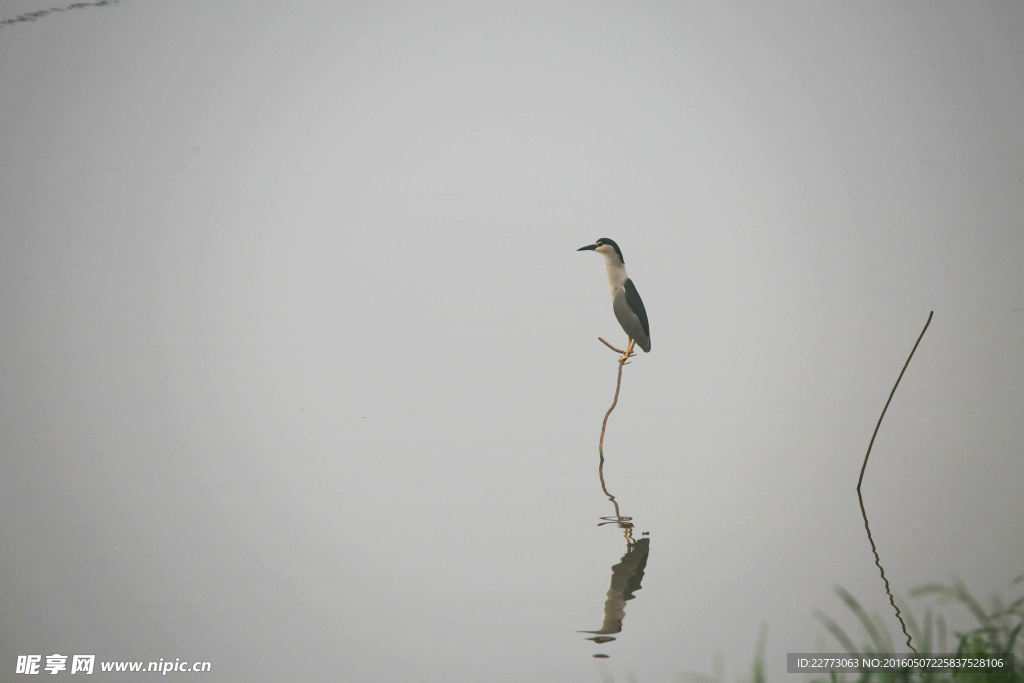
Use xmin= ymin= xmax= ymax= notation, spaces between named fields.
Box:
xmin=836 ymin=586 xmax=888 ymax=653
xmin=815 ymin=608 xmax=860 ymax=655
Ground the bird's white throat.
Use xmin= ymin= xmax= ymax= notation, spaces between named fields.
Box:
xmin=602 ymin=253 xmax=628 ymax=295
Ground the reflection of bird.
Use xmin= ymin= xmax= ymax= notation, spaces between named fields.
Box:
xmin=578 ymin=238 xmax=651 ymax=361
xmin=579 ymin=537 xmax=651 ymax=639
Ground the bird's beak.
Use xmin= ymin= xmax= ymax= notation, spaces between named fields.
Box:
xmin=577 ymin=243 xmax=597 ymax=252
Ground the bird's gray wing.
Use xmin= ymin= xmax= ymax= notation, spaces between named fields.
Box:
xmin=623 ymin=278 xmax=650 ymax=339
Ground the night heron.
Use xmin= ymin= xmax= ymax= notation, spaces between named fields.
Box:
xmin=578 ymin=238 xmax=651 ymax=361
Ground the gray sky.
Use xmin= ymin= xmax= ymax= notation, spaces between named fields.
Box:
xmin=2 ymin=2 xmax=1022 ymax=681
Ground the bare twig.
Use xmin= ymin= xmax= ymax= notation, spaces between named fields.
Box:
xmin=857 ymin=310 xmax=934 ymax=654
xmin=598 ymin=336 xmax=627 ymax=355
xmin=599 ymin=356 xmax=625 ymax=459
xmin=595 ymin=339 xmax=633 ymax=545
xmin=598 ymin=340 xmax=631 ymax=458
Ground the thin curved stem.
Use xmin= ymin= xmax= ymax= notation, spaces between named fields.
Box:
xmin=598 ymin=337 xmax=627 ymax=355
xmin=856 ymin=310 xmax=933 ymax=654
xmin=857 ymin=311 xmax=934 ymax=492
xmin=598 ymin=354 xmax=626 ymax=460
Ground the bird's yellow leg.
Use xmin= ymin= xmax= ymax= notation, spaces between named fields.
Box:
xmin=619 ymin=338 xmax=636 ymax=363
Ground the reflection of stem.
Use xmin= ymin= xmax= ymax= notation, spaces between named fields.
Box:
xmin=857 ymin=311 xmax=933 ymax=654
xmin=857 ymin=497 xmax=912 ymax=651
xmin=598 ymin=455 xmax=634 ymax=548
xmin=0 ymin=0 xmax=119 ymax=27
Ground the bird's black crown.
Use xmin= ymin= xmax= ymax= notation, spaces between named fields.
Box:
xmin=595 ymin=237 xmax=624 ymax=263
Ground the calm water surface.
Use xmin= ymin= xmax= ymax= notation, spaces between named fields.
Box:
xmin=2 ymin=2 xmax=1022 ymax=681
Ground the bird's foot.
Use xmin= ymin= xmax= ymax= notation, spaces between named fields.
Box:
xmin=618 ymin=338 xmax=636 ymax=363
